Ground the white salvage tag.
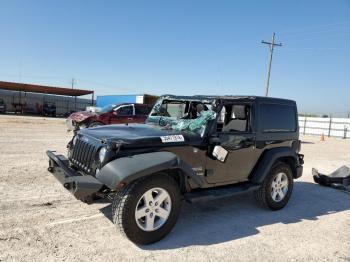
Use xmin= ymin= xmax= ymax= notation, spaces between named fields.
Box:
xmin=160 ymin=135 xmax=185 ymax=143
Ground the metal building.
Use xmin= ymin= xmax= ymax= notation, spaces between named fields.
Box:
xmin=0 ymin=81 xmax=94 ymax=116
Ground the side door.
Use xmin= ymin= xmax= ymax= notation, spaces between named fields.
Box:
xmin=134 ymin=104 xmax=151 ymax=123
xmin=205 ymin=102 xmax=261 ymax=184
xmin=111 ymin=104 xmax=135 ymax=124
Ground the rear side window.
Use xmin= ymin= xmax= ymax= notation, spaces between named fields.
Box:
xmin=135 ymin=105 xmax=152 ymax=115
xmin=117 ymin=105 xmax=133 ymax=116
xmin=260 ymin=103 xmax=296 ymax=132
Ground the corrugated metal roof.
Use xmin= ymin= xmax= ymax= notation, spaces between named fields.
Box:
xmin=0 ymin=81 xmax=94 ymax=97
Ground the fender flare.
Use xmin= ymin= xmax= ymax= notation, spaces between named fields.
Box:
xmin=96 ymin=151 xmax=202 ymax=190
xmin=250 ymin=147 xmax=300 ymax=184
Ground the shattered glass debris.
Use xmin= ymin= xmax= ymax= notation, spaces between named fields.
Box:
xmin=171 ymin=110 xmax=216 ymax=132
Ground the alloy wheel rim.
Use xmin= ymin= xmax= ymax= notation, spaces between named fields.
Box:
xmin=271 ymin=172 xmax=289 ymax=202
xmin=135 ymin=187 xmax=172 ymax=232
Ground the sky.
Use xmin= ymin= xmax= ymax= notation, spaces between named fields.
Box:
xmin=0 ymin=0 xmax=349 ymax=116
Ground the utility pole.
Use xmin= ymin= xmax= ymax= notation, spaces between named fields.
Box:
xmin=71 ymin=78 xmax=76 ymax=89
xmin=71 ymin=78 xmax=77 ymax=110
xmin=262 ymin=33 xmax=282 ymax=97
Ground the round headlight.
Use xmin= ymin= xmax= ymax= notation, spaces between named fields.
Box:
xmin=99 ymin=147 xmax=107 ymax=163
xmin=72 ymin=135 xmax=78 ymax=146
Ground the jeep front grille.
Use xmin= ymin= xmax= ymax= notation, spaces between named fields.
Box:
xmin=71 ymin=138 xmax=98 ymax=173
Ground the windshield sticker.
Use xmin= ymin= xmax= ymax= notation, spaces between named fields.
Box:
xmin=160 ymin=135 xmax=185 ymax=143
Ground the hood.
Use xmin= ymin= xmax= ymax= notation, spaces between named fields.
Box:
xmin=78 ymin=123 xmax=203 ymax=148
xmin=69 ymin=111 xmax=95 ymax=123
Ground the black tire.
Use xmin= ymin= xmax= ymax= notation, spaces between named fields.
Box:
xmin=255 ymin=162 xmax=294 ymax=211
xmin=88 ymin=122 xmax=104 ymax=128
xmin=112 ymin=174 xmax=181 ymax=245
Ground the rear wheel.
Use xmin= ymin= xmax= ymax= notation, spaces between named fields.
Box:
xmin=112 ymin=174 xmax=181 ymax=244
xmin=255 ymin=162 xmax=294 ymax=210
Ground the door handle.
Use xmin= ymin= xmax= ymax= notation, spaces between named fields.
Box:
xmin=127 ymin=118 xmax=133 ymax=120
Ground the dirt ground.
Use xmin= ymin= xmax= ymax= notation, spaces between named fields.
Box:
xmin=0 ymin=115 xmax=349 ymax=262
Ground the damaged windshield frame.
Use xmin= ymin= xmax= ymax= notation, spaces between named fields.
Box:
xmin=147 ymin=97 xmax=217 ymax=136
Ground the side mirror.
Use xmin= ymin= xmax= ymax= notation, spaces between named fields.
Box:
xmin=212 ymin=145 xmax=228 ymax=162
xmin=112 ymin=111 xmax=118 ymax=115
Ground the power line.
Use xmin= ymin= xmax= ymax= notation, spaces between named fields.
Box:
xmin=76 ymin=78 xmax=142 ymax=93
xmin=282 ymin=32 xmax=350 ymax=43
xmin=261 ymin=33 xmax=282 ymax=97
xmin=0 ymin=73 xmax=140 ymax=93
xmin=282 ymin=47 xmax=344 ymax=52
xmin=279 ymin=21 xmax=350 ymax=36
xmin=0 ymin=73 xmax=69 ymax=80
xmin=282 ymin=27 xmax=350 ymax=40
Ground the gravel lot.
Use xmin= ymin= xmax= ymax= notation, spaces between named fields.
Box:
xmin=0 ymin=115 xmax=349 ymax=261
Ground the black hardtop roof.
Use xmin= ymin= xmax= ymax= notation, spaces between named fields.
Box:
xmin=161 ymin=94 xmax=296 ymax=105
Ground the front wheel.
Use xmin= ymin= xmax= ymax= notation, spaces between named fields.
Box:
xmin=112 ymin=174 xmax=181 ymax=244
xmin=255 ymin=162 xmax=294 ymax=210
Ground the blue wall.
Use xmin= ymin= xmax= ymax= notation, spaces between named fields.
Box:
xmin=96 ymin=95 xmax=137 ymax=107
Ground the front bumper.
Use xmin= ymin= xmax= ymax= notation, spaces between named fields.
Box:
xmin=46 ymin=150 xmax=103 ymax=199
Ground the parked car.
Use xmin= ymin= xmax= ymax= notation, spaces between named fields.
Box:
xmin=0 ymin=98 xmax=6 ymax=113
xmin=66 ymin=103 xmax=153 ymax=131
xmin=43 ymin=102 xmax=56 ymax=117
xmin=47 ymin=95 xmax=304 ymax=244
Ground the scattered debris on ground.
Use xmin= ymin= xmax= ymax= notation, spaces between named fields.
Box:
xmin=313 ymin=165 xmax=350 ymax=193
xmin=0 ymin=236 xmax=20 ymax=242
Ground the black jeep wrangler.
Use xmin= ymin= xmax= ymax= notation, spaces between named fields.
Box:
xmin=47 ymin=95 xmax=303 ymax=244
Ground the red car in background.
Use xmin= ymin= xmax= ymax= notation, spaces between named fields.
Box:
xmin=66 ymin=103 xmax=152 ymax=131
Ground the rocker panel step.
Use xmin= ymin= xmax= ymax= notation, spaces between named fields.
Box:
xmin=184 ymin=183 xmax=260 ymax=203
